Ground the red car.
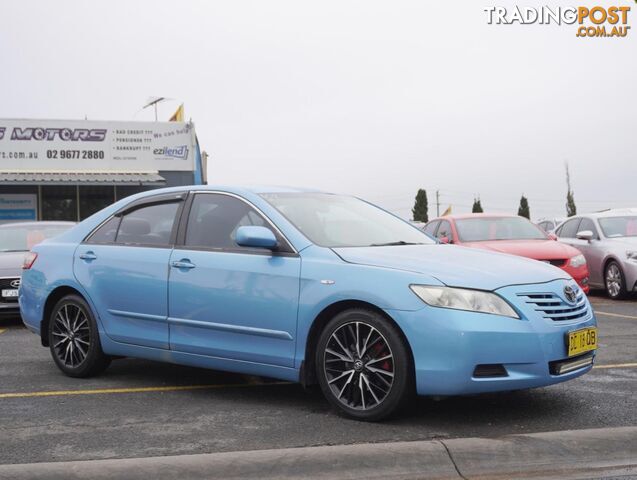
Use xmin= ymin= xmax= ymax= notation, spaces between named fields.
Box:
xmin=423 ymin=214 xmax=590 ymax=293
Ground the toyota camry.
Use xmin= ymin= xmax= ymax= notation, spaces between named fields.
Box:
xmin=19 ymin=186 xmax=598 ymax=420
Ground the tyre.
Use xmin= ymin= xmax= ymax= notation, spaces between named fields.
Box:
xmin=605 ymin=261 xmax=627 ymax=300
xmin=315 ymin=308 xmax=413 ymax=421
xmin=48 ymin=294 xmax=111 ymax=377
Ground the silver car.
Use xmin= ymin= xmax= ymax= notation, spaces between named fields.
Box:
xmin=0 ymin=221 xmax=75 ymax=317
xmin=555 ymin=209 xmax=637 ymax=299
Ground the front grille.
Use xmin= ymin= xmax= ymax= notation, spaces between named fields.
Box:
xmin=0 ymin=277 xmax=20 ymax=303
xmin=541 ymin=259 xmax=567 ymax=267
xmin=517 ymin=289 xmax=589 ymax=321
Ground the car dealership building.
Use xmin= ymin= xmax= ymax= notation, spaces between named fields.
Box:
xmin=0 ymin=119 xmax=205 ymax=222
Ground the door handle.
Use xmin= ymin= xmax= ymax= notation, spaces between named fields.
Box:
xmin=171 ymin=259 xmax=196 ymax=269
xmin=79 ymin=251 xmax=97 ymax=261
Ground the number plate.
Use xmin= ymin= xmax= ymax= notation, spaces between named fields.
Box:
xmin=567 ymin=327 xmax=597 ymax=357
xmin=1 ymin=289 xmax=18 ymax=298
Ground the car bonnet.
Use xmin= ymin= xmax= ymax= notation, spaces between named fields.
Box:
xmin=332 ymin=244 xmax=569 ymax=291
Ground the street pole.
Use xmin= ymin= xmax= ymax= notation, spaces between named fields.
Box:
xmin=436 ymin=190 xmax=440 ymax=217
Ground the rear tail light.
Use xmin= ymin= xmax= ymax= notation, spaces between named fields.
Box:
xmin=23 ymin=252 xmax=38 ymax=270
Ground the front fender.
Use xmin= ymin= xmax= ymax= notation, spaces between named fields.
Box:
xmin=294 ymin=246 xmax=440 ymax=367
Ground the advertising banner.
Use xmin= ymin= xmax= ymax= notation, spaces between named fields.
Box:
xmin=0 ymin=119 xmax=196 ymax=172
xmin=0 ymin=194 xmax=37 ymax=223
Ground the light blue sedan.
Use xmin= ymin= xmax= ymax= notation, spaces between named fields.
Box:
xmin=19 ymin=186 xmax=598 ymax=420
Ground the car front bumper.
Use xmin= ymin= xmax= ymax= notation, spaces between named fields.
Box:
xmin=387 ymin=279 xmax=597 ymax=396
xmin=622 ymin=260 xmax=637 ymax=292
xmin=0 ymin=300 xmax=20 ymax=317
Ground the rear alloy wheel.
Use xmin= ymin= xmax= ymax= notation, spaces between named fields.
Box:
xmin=316 ymin=309 xmax=413 ymax=421
xmin=49 ymin=295 xmax=111 ymax=377
xmin=605 ymin=261 xmax=627 ymax=300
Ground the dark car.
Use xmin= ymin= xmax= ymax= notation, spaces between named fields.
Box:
xmin=0 ymin=221 xmax=75 ymax=317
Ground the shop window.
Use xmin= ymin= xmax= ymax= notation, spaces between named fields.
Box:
xmin=80 ymin=186 xmax=115 ymax=220
xmin=41 ymin=186 xmax=77 ymax=221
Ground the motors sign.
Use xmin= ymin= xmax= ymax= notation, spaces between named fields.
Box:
xmin=0 ymin=119 xmax=196 ymax=172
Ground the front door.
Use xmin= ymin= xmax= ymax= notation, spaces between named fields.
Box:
xmin=168 ymin=193 xmax=300 ymax=367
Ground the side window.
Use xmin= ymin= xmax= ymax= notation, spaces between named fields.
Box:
xmin=423 ymin=221 xmax=439 ymax=237
xmin=436 ymin=220 xmax=452 ymax=241
xmin=87 ymin=216 xmax=121 ymax=244
xmin=184 ymin=194 xmax=287 ymax=251
xmin=578 ymin=218 xmax=599 ymax=239
xmin=115 ymin=202 xmax=180 ymax=247
xmin=557 ymin=218 xmax=581 ymax=238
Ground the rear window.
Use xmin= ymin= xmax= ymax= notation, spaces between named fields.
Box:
xmin=455 ymin=217 xmax=546 ymax=242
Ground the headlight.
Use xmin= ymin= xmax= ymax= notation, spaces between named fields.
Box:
xmin=569 ymin=254 xmax=587 ymax=268
xmin=627 ymin=251 xmax=637 ymax=262
xmin=410 ymin=285 xmax=520 ymax=319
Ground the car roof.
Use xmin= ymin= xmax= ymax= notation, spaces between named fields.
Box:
xmin=585 ymin=208 xmax=637 ymax=219
xmin=195 ymin=185 xmax=325 ymax=194
xmin=0 ymin=221 xmax=76 ymax=228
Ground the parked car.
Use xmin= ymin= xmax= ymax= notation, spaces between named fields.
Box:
xmin=555 ymin=209 xmax=637 ymax=299
xmin=537 ymin=217 xmax=566 ymax=233
xmin=0 ymin=221 xmax=74 ymax=317
xmin=423 ymin=214 xmax=590 ymax=292
xmin=20 ymin=187 xmax=597 ymax=421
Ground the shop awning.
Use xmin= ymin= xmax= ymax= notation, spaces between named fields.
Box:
xmin=0 ymin=171 xmax=166 ymax=186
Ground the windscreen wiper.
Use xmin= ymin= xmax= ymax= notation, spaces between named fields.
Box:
xmin=369 ymin=241 xmax=424 ymax=246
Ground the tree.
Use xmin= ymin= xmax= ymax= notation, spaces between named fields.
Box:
xmin=412 ymin=189 xmax=429 ymax=222
xmin=472 ymin=197 xmax=483 ymax=213
xmin=565 ymin=162 xmax=577 ymax=217
xmin=518 ymin=195 xmax=530 ymax=219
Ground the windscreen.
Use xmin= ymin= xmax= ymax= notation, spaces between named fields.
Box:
xmin=0 ymin=224 xmax=72 ymax=252
xmin=455 ymin=217 xmax=547 ymax=242
xmin=261 ymin=193 xmax=434 ymax=248
xmin=598 ymin=216 xmax=637 ymax=238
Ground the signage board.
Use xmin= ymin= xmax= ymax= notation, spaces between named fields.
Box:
xmin=0 ymin=119 xmax=196 ymax=172
xmin=0 ymin=194 xmax=37 ymax=223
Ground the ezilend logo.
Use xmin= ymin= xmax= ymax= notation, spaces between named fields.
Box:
xmin=153 ymin=145 xmax=189 ymax=159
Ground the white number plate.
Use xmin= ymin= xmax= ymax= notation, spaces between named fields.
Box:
xmin=1 ymin=289 xmax=18 ymax=298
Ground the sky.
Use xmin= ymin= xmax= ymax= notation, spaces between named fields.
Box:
xmin=1 ymin=0 xmax=635 ymax=220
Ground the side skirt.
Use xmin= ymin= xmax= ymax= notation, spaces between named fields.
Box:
xmin=100 ymin=335 xmax=301 ymax=383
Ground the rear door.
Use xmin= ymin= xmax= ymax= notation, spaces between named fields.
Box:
xmin=167 ymin=192 xmax=301 ymax=367
xmin=74 ymin=193 xmax=185 ymax=349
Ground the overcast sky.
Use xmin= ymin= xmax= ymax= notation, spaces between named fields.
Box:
xmin=1 ymin=0 xmax=635 ymax=220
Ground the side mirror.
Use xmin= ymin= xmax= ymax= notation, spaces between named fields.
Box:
xmin=235 ymin=226 xmax=278 ymax=250
xmin=439 ymin=236 xmax=451 ymax=244
xmin=547 ymin=233 xmax=558 ymax=241
xmin=576 ymin=230 xmax=594 ymax=241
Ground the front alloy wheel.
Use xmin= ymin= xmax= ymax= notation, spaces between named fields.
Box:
xmin=316 ymin=309 xmax=413 ymax=421
xmin=49 ymin=295 xmax=111 ymax=377
xmin=605 ymin=261 xmax=627 ymax=299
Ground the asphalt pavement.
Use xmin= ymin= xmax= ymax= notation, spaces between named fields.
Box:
xmin=0 ymin=291 xmax=635 ymax=467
